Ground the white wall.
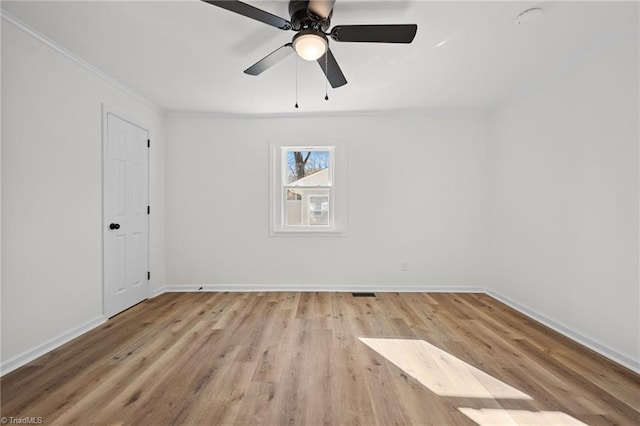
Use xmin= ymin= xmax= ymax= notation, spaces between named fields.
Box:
xmin=488 ymin=36 xmax=639 ymax=367
xmin=1 ymin=21 xmax=166 ymax=366
xmin=165 ymin=112 xmax=489 ymax=290
xmin=3 ymin=4 xmax=637 ymax=376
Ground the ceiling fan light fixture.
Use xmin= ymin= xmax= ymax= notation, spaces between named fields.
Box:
xmin=293 ymin=31 xmax=328 ymax=61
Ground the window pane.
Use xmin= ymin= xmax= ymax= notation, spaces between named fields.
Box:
xmin=285 ymin=188 xmax=330 ymax=226
xmin=285 ymin=189 xmax=303 ymax=226
xmin=308 ymin=194 xmax=329 ymax=226
xmin=286 ymin=150 xmax=330 ymax=185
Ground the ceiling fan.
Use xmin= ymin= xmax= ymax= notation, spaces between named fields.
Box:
xmin=202 ymin=0 xmax=418 ymax=88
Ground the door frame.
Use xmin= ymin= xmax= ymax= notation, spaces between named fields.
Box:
xmin=102 ymin=104 xmax=150 ymax=317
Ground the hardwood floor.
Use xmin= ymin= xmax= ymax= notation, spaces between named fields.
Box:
xmin=1 ymin=292 xmax=639 ymax=425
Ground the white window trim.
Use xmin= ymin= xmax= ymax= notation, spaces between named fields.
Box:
xmin=270 ymin=140 xmax=347 ymax=236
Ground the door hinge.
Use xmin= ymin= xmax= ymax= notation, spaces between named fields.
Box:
xmin=147 ymin=139 xmax=150 ymax=148
xmin=147 ymin=205 xmax=150 ymax=215
xmin=147 ymin=271 xmax=151 ymax=280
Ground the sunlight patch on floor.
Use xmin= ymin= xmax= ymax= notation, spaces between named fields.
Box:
xmin=359 ymin=337 xmax=532 ymax=399
xmin=458 ymin=408 xmax=588 ymax=425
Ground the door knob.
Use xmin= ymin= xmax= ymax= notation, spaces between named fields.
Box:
xmin=109 ymin=223 xmax=120 ymax=230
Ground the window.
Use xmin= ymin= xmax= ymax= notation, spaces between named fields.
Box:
xmin=270 ymin=142 xmax=346 ymax=235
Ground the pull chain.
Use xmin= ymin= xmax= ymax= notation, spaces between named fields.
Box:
xmin=324 ymin=52 xmax=329 ymax=101
xmin=295 ymin=54 xmax=299 ymax=109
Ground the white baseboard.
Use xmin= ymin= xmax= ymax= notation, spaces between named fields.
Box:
xmin=486 ymin=289 xmax=640 ymax=374
xmin=159 ymin=285 xmax=639 ymax=373
xmin=150 ymin=286 xmax=167 ymax=298
xmin=1 ymin=315 xmax=107 ymax=376
xmin=4 ymin=287 xmax=637 ymax=376
xmin=161 ymin=284 xmax=484 ymax=293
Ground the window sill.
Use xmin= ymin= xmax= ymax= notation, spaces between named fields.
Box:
xmin=270 ymin=228 xmax=347 ymax=237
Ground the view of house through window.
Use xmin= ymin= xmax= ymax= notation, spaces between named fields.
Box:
xmin=284 ymin=149 xmax=331 ymax=227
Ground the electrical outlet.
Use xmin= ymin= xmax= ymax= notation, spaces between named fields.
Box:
xmin=401 ymin=262 xmax=409 ymax=272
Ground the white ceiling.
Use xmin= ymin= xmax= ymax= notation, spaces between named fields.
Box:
xmin=2 ymin=1 xmax=638 ymax=114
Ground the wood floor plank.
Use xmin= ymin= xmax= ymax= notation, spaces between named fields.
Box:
xmin=1 ymin=292 xmax=638 ymax=425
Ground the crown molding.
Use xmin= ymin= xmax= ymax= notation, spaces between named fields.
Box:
xmin=1 ymin=10 xmax=165 ymax=115
xmin=165 ymin=106 xmax=489 ymax=120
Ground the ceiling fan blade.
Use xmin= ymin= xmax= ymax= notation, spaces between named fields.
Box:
xmin=202 ymin=1 xmax=292 ymax=30
xmin=244 ymin=43 xmax=294 ymax=75
xmin=308 ymin=0 xmax=335 ymax=19
xmin=317 ymin=48 xmax=347 ymax=88
xmin=331 ymin=24 xmax=417 ymax=43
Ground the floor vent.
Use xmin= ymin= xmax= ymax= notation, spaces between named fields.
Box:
xmin=352 ymin=292 xmax=376 ymax=298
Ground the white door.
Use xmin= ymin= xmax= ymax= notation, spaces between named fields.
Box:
xmin=104 ymin=112 xmax=149 ymax=318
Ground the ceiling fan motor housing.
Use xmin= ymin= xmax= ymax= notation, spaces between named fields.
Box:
xmin=289 ymin=0 xmax=331 ymax=32
xmin=201 ymin=0 xmax=417 ymax=89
